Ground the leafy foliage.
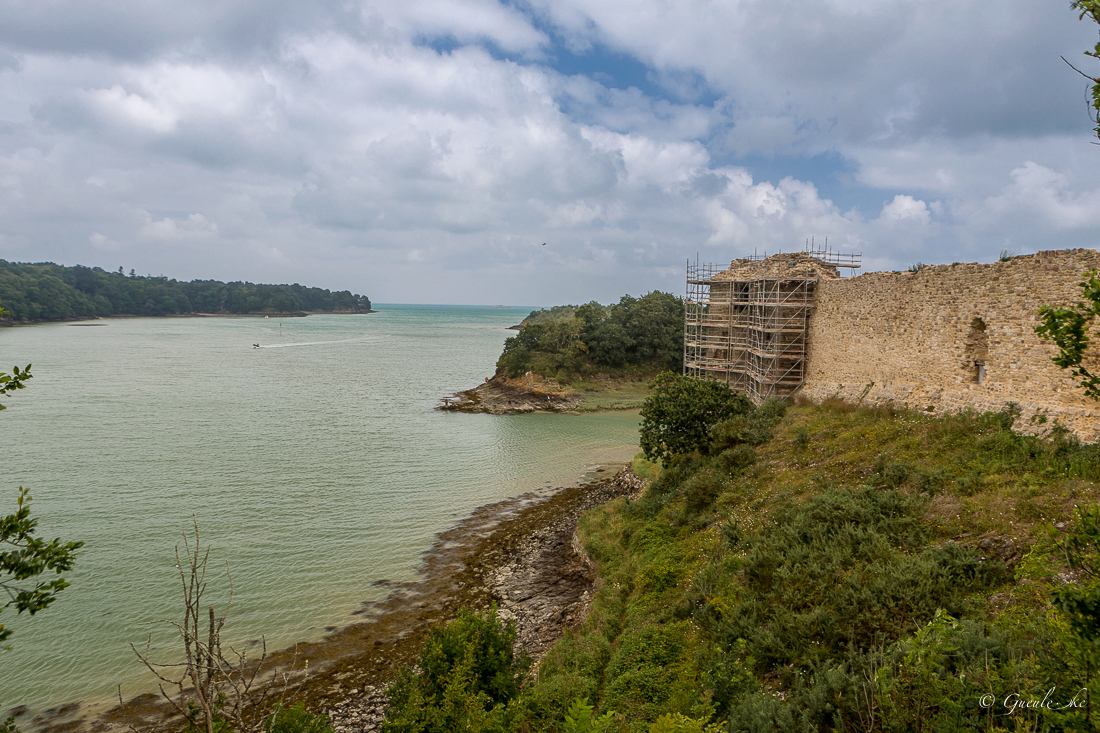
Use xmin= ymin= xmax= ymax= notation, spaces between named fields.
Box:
xmin=496 ymin=292 xmax=683 ymax=378
xmin=517 ymin=304 xmax=581 ymax=327
xmin=646 ymin=713 xmax=723 ymax=733
xmin=1049 ymin=505 xmax=1100 ymax=728
xmin=0 ymin=487 xmax=84 ymax=644
xmin=0 ymin=260 xmax=371 ymax=321
xmin=266 ymin=703 xmax=334 ymax=733
xmin=1068 ymin=0 xmax=1100 ymax=140
xmin=512 ymin=400 xmax=1100 ymax=732
xmin=709 ymin=487 xmax=1006 ymax=676
xmin=382 ymin=606 xmax=529 ymax=733
xmin=639 ymin=373 xmax=754 ymax=466
xmin=0 ymin=349 xmax=82 ymax=646
xmin=0 ymin=365 xmax=31 ymax=411
xmin=1036 ymin=269 xmax=1100 ymax=400
xmin=560 ymin=699 xmax=615 ymax=733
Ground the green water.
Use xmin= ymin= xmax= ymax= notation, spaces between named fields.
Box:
xmin=0 ymin=306 xmax=641 ymax=715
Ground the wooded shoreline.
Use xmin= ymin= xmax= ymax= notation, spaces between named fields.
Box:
xmin=0 ymin=310 xmax=379 ymax=327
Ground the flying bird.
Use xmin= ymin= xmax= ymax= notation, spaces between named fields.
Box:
xmin=541 ymin=242 xmax=547 ymax=246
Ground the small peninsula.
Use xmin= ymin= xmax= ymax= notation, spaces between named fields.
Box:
xmin=440 ymin=291 xmax=682 ymax=413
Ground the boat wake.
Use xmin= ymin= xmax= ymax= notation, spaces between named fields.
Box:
xmin=255 ymin=338 xmax=375 ymax=349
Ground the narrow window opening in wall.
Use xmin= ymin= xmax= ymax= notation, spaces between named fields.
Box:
xmin=963 ymin=317 xmax=989 ymax=384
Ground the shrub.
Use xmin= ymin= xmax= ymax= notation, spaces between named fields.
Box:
xmin=382 ymin=606 xmax=529 ymax=733
xmin=648 ymin=712 xmax=724 ymax=733
xmin=266 ymin=704 xmax=333 ymax=733
xmin=560 ymin=698 xmax=615 ymax=733
xmin=717 ymin=445 xmax=755 ymax=475
xmin=711 ymin=488 xmax=1007 ymax=672
xmin=640 ymin=373 xmax=754 ymax=466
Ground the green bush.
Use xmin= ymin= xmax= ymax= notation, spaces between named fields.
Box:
xmin=710 ymin=487 xmax=1007 ymax=673
xmin=640 ymin=373 xmax=754 ymax=466
xmin=717 ymin=445 xmax=755 ymax=475
xmin=382 ymin=606 xmax=529 ymax=733
xmin=602 ymin=623 xmax=699 ymax=725
xmin=560 ymin=698 xmax=615 ymax=733
xmin=266 ymin=704 xmax=333 ymax=733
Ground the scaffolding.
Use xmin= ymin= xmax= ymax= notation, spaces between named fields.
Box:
xmin=684 ymin=246 xmax=861 ymax=402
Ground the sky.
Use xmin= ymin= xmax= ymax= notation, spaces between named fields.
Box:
xmin=1 ymin=0 xmax=1098 ymax=306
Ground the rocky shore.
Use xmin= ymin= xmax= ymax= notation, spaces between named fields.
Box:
xmin=97 ymin=467 xmax=646 ymax=733
xmin=438 ymin=372 xmax=581 ymax=414
xmin=322 ymin=467 xmax=647 ymax=733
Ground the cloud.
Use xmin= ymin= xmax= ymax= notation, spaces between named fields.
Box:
xmin=139 ymin=213 xmax=219 ymax=240
xmin=879 ymin=194 xmax=931 ymax=226
xmin=89 ymin=232 xmax=121 ymax=250
xmin=977 ymin=161 xmax=1100 ymax=231
xmin=0 ymin=0 xmax=1098 ymax=305
xmin=88 ymin=85 xmax=178 ymax=133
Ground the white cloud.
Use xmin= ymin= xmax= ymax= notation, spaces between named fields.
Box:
xmin=87 ymin=85 xmax=177 ymax=133
xmin=89 ymin=232 xmax=121 ymax=249
xmin=879 ymin=194 xmax=931 ymax=226
xmin=0 ymin=0 xmax=1097 ymax=305
xmin=980 ymin=161 xmax=1100 ymax=231
xmin=362 ymin=0 xmax=547 ymax=53
xmin=139 ymin=213 xmax=219 ymax=240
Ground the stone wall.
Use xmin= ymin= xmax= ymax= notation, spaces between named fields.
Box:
xmin=800 ymin=248 xmax=1100 ymax=442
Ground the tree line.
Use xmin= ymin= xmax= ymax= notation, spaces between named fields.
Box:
xmin=497 ymin=291 xmax=684 ymax=378
xmin=0 ymin=261 xmax=371 ymax=322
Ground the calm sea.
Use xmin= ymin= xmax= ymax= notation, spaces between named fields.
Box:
xmin=0 ymin=306 xmax=641 ymax=715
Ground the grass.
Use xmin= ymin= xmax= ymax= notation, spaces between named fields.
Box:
xmin=572 ymin=380 xmax=653 ymax=412
xmin=513 ymin=400 xmax=1100 ymax=732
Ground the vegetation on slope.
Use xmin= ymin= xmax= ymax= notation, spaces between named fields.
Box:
xmin=387 ymin=392 xmax=1100 ymax=732
xmin=496 ymin=292 xmax=683 ymax=382
xmin=0 ymin=261 xmax=371 ymax=322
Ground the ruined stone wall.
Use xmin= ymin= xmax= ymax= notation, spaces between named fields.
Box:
xmin=801 ymin=249 xmax=1100 ymax=442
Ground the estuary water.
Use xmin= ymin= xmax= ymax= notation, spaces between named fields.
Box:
xmin=0 ymin=306 xmax=641 ymax=716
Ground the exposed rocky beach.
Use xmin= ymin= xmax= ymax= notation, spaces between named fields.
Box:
xmin=321 ymin=467 xmax=647 ymax=733
xmin=438 ymin=373 xmax=582 ymax=414
xmin=98 ymin=467 xmax=647 ymax=733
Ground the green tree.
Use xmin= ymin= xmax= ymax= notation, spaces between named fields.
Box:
xmin=1035 ymin=269 xmax=1100 ymax=400
xmin=1067 ymin=0 xmax=1100 ymax=141
xmin=639 ymin=372 xmax=753 ymax=466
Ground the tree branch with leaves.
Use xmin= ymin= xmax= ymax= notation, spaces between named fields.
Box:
xmin=1036 ymin=269 xmax=1100 ymax=400
xmin=1 ymin=487 xmax=84 ymax=645
xmin=1066 ymin=0 xmax=1100 ymax=141
xmin=1 ymin=309 xmax=82 ymax=646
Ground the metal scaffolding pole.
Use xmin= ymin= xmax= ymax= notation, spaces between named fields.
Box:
xmin=683 ymin=248 xmax=860 ymax=402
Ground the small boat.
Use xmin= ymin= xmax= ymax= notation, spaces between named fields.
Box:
xmin=253 ymin=343 xmax=260 ymax=348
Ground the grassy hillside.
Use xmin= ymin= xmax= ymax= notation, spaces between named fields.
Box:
xmin=386 ymin=400 xmax=1100 ymax=732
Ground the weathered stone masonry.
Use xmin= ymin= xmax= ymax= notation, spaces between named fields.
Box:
xmin=689 ymin=248 xmax=1100 ymax=442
